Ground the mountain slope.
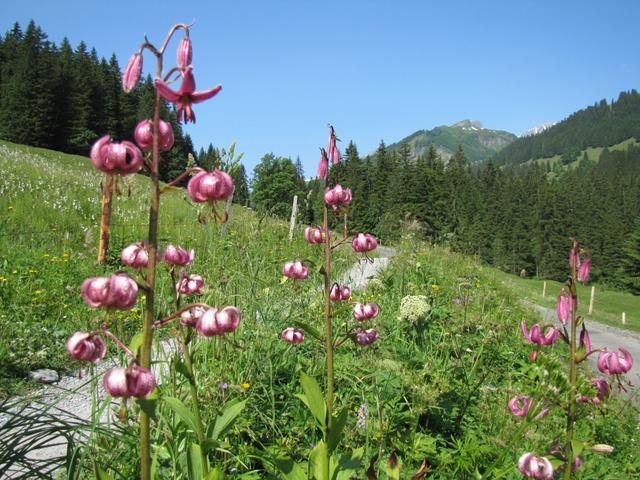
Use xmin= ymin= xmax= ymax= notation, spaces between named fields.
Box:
xmin=386 ymin=120 xmax=516 ymax=163
xmin=492 ymin=90 xmax=640 ymax=167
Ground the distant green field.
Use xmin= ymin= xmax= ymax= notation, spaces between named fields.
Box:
xmin=523 ymin=137 xmax=639 ymax=169
xmin=489 ymin=269 xmax=640 ymax=333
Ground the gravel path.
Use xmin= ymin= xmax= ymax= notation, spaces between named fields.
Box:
xmin=526 ymin=302 xmax=640 ymax=392
xmin=1 ymin=247 xmax=396 ymax=478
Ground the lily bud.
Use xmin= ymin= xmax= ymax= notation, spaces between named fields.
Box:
xmin=66 ymin=332 xmax=106 ymax=363
xmin=507 ymin=394 xmax=532 ymax=417
xmin=556 ymin=288 xmax=570 ymax=325
xmin=90 ymin=135 xmax=144 ymax=175
xmin=121 ymin=242 xmax=149 ymax=269
xmin=281 ymin=327 xmax=304 ymax=344
xmin=164 ymin=244 xmax=194 ymax=266
xmin=354 ymin=328 xmax=379 ymax=345
xmin=353 ymin=302 xmax=379 ymax=321
xmin=282 ymin=260 xmax=309 ymax=279
xmin=134 ymin=119 xmax=175 ymax=151
xmin=176 ymin=273 xmax=204 ymax=296
xmin=517 ymin=453 xmax=553 ymax=479
xmin=177 ymin=36 xmax=192 ymax=68
xmin=575 ymin=324 xmax=592 ymax=362
xmin=122 ymin=53 xmax=142 ymax=93
xmin=597 ymin=348 xmax=633 ymax=375
xmin=352 ymin=233 xmax=378 ymax=253
xmin=187 ymin=170 xmax=234 ymax=202
xmin=324 ymin=184 xmax=352 ymax=208
xmin=318 ymin=148 xmax=329 ymax=180
xmin=577 ymin=258 xmax=591 ymax=282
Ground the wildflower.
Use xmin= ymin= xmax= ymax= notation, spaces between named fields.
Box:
xmin=155 ymin=66 xmax=222 ymax=123
xmin=324 ymin=184 xmax=352 ymax=208
xmin=81 ymin=272 xmax=138 ymax=310
xmin=517 ymin=453 xmax=553 ymax=479
xmin=176 ymin=272 xmax=204 ymax=296
xmin=180 ymin=306 xmax=206 ymax=327
xmin=352 ymin=233 xmax=378 ymax=253
xmin=577 ymin=258 xmax=591 ymax=282
xmin=177 ymin=35 xmax=192 ymax=68
xmin=282 ymin=260 xmax=309 ymax=279
xmin=103 ymin=365 xmax=156 ymax=399
xmin=329 ymin=283 xmax=351 ymax=301
xmin=304 ymin=226 xmax=325 ymax=244
xmin=187 ymin=169 xmax=234 ymax=202
xmin=576 ymin=324 xmax=592 ymax=361
xmin=328 ymin=125 xmax=340 ymax=165
xmin=196 ymin=306 xmax=241 ymax=336
xmin=121 ymin=242 xmax=149 ymax=269
xmin=281 ymin=327 xmax=304 ymax=343
xmin=353 ymin=328 xmax=379 ymax=346
xmin=164 ymin=244 xmax=194 ymax=266
xmin=356 ymin=403 xmax=367 ymax=429
xmin=431 ymin=284 xmax=439 ymax=291
xmin=520 ymin=321 xmax=559 ymax=346
xmin=122 ymin=52 xmax=142 ymax=92
xmin=241 ymin=383 xmax=251 ymax=390
xmin=90 ymin=135 xmax=144 ymax=175
xmin=66 ymin=332 xmax=106 ymax=363
xmin=399 ymin=295 xmax=431 ymax=323
xmin=218 ymin=381 xmax=228 ymax=391
xmin=134 ymin=119 xmax=175 ymax=151
xmin=354 ymin=302 xmax=380 ymax=321
xmin=318 ymin=148 xmax=329 ymax=180
xmin=556 ymin=288 xmax=571 ymax=325
xmin=597 ymin=348 xmax=633 ymax=375
xmin=508 ymin=394 xmax=533 ymax=417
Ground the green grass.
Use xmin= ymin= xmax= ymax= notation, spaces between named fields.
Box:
xmin=490 ymin=269 xmax=640 ymax=333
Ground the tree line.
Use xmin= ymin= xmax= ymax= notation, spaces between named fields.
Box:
xmin=251 ymin=142 xmax=640 ymax=293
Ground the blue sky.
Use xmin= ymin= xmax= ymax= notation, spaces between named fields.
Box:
xmin=2 ymin=0 xmax=639 ymax=176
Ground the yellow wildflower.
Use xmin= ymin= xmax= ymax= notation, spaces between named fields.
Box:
xmin=431 ymin=284 xmax=440 ymax=291
xmin=241 ymin=383 xmax=251 ymax=390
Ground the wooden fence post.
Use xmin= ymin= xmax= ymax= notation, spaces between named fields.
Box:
xmin=288 ymin=195 xmax=298 ymax=242
xmin=542 ymin=281 xmax=547 ymax=299
xmin=622 ymin=312 xmax=626 ymax=325
xmin=588 ymin=286 xmax=595 ymax=315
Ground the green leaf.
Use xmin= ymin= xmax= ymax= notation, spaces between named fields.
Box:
xmin=309 ymin=440 xmax=329 ymax=480
xmin=212 ymin=399 xmax=247 ymax=440
xmin=292 ymin=321 xmax=323 ymax=342
xmin=163 ymin=396 xmax=198 ymax=432
xmin=128 ymin=332 xmax=144 ymax=356
xmin=299 ymin=371 xmax=326 ymax=430
xmin=188 ymin=443 xmax=204 ymax=480
xmin=384 ymin=451 xmax=401 ymax=480
xmin=327 ymin=408 xmax=348 ymax=452
xmin=174 ymin=359 xmax=194 ymax=385
xmin=205 ymin=467 xmax=225 ymax=479
xmin=333 ymin=447 xmax=364 ymax=480
xmin=272 ymin=456 xmax=308 ymax=480
xmin=136 ymin=388 xmax=159 ymax=420
xmin=93 ymin=463 xmax=115 ymax=480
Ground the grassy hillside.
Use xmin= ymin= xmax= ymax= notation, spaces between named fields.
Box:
xmin=387 ymin=120 xmax=516 ymax=163
xmin=0 ymin=140 xmax=355 ymax=396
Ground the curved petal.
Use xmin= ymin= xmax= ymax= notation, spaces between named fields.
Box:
xmin=619 ymin=348 xmax=634 ymax=372
xmin=191 ymin=84 xmax=223 ymax=104
xmin=154 ymin=78 xmax=181 ymax=103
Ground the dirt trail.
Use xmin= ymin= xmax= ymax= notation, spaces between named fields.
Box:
xmin=1 ymin=247 xmax=396 ymax=478
xmin=527 ymin=302 xmax=640 ymax=394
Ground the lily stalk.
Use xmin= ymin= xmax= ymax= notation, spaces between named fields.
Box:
xmin=97 ymin=174 xmax=115 ymax=265
xmin=564 ymin=249 xmax=579 ymax=480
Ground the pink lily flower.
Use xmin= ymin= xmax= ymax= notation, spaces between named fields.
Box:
xmin=90 ymin=135 xmax=144 ymax=175
xmin=134 ymin=119 xmax=175 ymax=151
xmin=597 ymin=348 xmax=633 ymax=375
xmin=187 ymin=169 xmax=234 ymax=202
xmin=352 ymin=233 xmax=378 ymax=253
xmin=196 ymin=306 xmax=241 ymax=336
xmin=507 ymin=394 xmax=533 ymax=417
xmin=580 ymin=377 xmax=610 ymax=404
xmin=121 ymin=242 xmax=149 ymax=269
xmin=520 ymin=321 xmax=559 ymax=346
xmin=282 ymin=260 xmax=309 ymax=280
xmin=330 ymin=283 xmax=351 ymax=301
xmin=354 ymin=328 xmax=379 ymax=345
xmin=517 ymin=453 xmax=553 ymax=479
xmin=324 ymin=184 xmax=352 ymax=208
xmin=66 ymin=332 xmax=107 ymax=363
xmin=354 ymin=302 xmax=380 ymax=321
xmin=176 ymin=273 xmax=204 ymax=296
xmin=304 ymin=226 xmax=325 ymax=244
xmin=281 ymin=327 xmax=304 ymax=344
xmin=155 ymin=66 xmax=221 ymax=123
xmin=81 ymin=273 xmax=138 ymax=310
xmin=164 ymin=245 xmax=194 ymax=266
xmin=103 ymin=365 xmax=156 ymax=399
xmin=180 ymin=306 xmax=206 ymax=327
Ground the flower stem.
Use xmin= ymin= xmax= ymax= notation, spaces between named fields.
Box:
xmin=323 ymin=201 xmax=334 ymax=459
xmin=97 ymin=174 xmax=114 ymax=265
xmin=139 ymin=56 xmax=163 ymax=480
xmin=564 ymin=265 xmax=579 ymax=479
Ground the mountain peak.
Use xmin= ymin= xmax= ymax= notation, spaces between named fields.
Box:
xmin=451 ymin=119 xmax=484 ymax=130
